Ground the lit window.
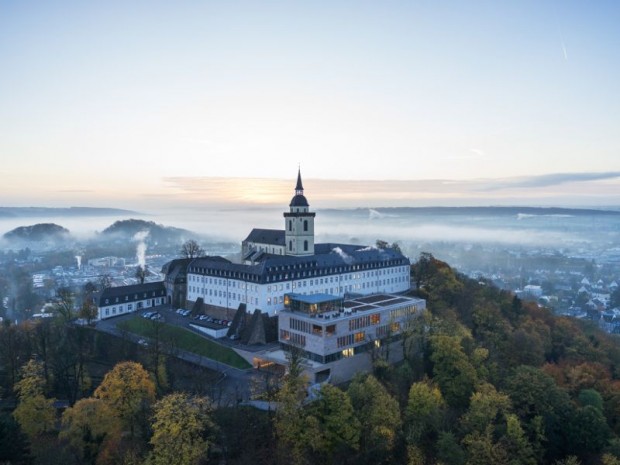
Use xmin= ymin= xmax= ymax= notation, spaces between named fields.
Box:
xmin=342 ymin=348 xmax=354 ymax=358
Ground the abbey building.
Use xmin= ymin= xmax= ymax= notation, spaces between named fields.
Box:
xmin=185 ymin=170 xmax=411 ymax=317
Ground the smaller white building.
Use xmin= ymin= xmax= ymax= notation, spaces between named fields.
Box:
xmin=95 ymin=282 xmax=167 ymax=320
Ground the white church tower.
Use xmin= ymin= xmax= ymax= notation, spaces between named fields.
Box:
xmin=284 ymin=169 xmax=315 ymax=256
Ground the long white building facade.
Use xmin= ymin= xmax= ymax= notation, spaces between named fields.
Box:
xmin=186 ymin=170 xmax=411 ymax=317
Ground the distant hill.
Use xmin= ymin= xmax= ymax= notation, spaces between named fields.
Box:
xmin=0 ymin=207 xmax=141 ymax=218
xmin=3 ymin=223 xmax=71 ymax=242
xmin=100 ymin=219 xmax=191 ymax=245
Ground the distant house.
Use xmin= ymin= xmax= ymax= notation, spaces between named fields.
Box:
xmin=523 ymin=285 xmax=543 ymax=298
xmin=95 ymin=282 xmax=166 ymax=320
xmin=600 ymin=308 xmax=620 ymax=334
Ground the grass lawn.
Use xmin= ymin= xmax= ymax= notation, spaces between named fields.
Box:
xmin=118 ymin=317 xmax=251 ymax=369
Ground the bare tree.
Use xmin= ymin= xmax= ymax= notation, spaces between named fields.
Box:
xmin=54 ymin=287 xmax=75 ymax=322
xmin=98 ymin=273 xmax=113 ymax=290
xmin=136 ymin=265 xmax=147 ymax=284
xmin=180 ymin=239 xmax=205 ymax=259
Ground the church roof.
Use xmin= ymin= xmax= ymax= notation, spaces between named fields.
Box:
xmin=289 ymin=194 xmax=309 ymax=207
xmin=243 ymin=228 xmax=285 ymax=246
xmin=161 ymin=258 xmax=193 ymax=284
xmin=189 ymin=243 xmax=409 ymax=285
xmin=295 ymin=169 xmax=304 ymax=191
xmin=290 ymin=169 xmax=309 ymax=207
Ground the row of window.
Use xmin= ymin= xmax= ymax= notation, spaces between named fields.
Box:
xmin=389 ymin=304 xmax=418 ymax=320
xmin=103 ymin=303 xmax=134 ymax=317
xmin=376 ymin=322 xmax=401 ymax=338
xmin=101 ymin=296 xmax=165 ymax=318
xmin=284 ymin=332 xmax=410 ymax=364
xmin=188 ymin=263 xmax=409 ymax=284
xmin=188 ymin=275 xmax=259 ymax=291
xmin=290 ymin=318 xmax=312 ymax=334
xmin=337 ymin=331 xmax=366 ymax=348
xmin=188 ymin=287 xmax=260 ymax=306
xmin=103 ymin=289 xmax=164 ymax=305
xmin=280 ymin=330 xmax=306 ymax=347
xmin=349 ymin=313 xmax=381 ymax=331
xmin=265 ymin=266 xmax=408 ymax=283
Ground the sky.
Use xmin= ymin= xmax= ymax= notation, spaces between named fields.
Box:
xmin=1 ymin=0 xmax=619 ymax=210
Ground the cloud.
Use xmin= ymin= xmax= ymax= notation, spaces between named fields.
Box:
xmin=480 ymin=172 xmax=620 ymax=191
xmin=443 ymin=148 xmax=487 ymax=160
xmin=57 ymin=189 xmax=95 ymax=193
xmin=159 ymin=172 xmax=620 ymax=209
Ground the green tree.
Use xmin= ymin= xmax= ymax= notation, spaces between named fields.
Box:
xmin=94 ymin=361 xmax=156 ymax=437
xmin=429 ymin=334 xmax=477 ymax=408
xmin=578 ymin=388 xmax=604 ymax=411
xmin=274 ymin=348 xmax=310 ymax=465
xmin=148 ymin=392 xmax=216 ymax=465
xmin=436 ymin=431 xmax=466 ymax=465
xmin=348 ymin=374 xmax=401 ymax=462
xmin=460 ymin=383 xmax=511 ymax=435
xmin=462 ymin=429 xmax=509 ymax=465
xmin=500 ymin=413 xmax=537 ymax=465
xmin=566 ymin=404 xmax=610 ymax=456
xmin=60 ymin=398 xmax=120 ymax=465
xmin=306 ymin=384 xmax=360 ymax=465
xmin=460 ymin=383 xmax=517 ymax=465
xmin=505 ymin=365 xmax=572 ymax=462
xmin=0 ymin=413 xmax=33 ymax=465
xmin=405 ymin=378 xmax=446 ymax=448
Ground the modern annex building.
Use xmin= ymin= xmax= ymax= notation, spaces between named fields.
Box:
xmin=267 ymin=292 xmax=426 ymax=383
xmin=186 ymin=170 xmax=411 ymax=317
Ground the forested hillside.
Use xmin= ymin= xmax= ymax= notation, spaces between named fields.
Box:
xmin=2 ymin=253 xmax=620 ymax=465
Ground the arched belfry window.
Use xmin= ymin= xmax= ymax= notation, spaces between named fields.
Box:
xmin=304 ymin=240 xmax=308 ymax=251
xmin=303 ymin=220 xmax=308 ymax=232
xmin=289 ymin=220 xmax=292 ymax=231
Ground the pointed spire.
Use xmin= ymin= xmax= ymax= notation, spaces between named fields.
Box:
xmin=295 ymin=168 xmax=304 ymax=195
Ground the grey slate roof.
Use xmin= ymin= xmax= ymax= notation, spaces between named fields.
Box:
xmin=289 ymin=194 xmax=309 ymax=207
xmin=189 ymin=243 xmax=409 ymax=285
xmin=161 ymin=258 xmax=192 ymax=284
xmin=243 ymin=228 xmax=285 ymax=246
xmin=96 ymin=281 xmax=166 ymax=305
